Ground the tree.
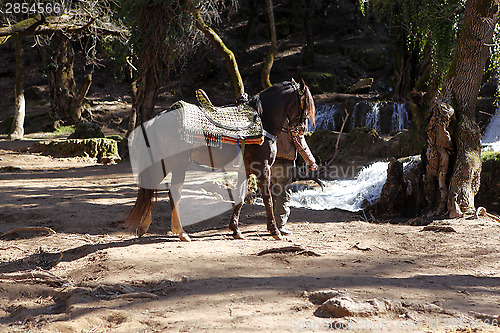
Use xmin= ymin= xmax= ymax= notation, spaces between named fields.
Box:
xmin=439 ymin=0 xmax=499 ymax=217
xmin=121 ymin=0 xmax=242 ymax=128
xmin=261 ymin=0 xmax=277 ymax=88
xmin=8 ymin=35 xmax=25 ymax=140
xmin=0 ymin=1 xmax=126 ymax=127
xmin=361 ymin=0 xmax=500 ymax=217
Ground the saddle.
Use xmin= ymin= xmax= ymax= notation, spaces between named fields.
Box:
xmin=174 ymin=89 xmax=264 ymax=147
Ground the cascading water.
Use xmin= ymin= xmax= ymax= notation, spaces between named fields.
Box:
xmin=365 ymin=102 xmax=381 ymax=132
xmin=311 ymin=103 xmax=339 ymax=131
xmin=315 ymin=101 xmax=411 ymax=133
xmin=290 ymin=161 xmax=389 ymax=212
xmin=391 ymin=102 xmax=410 ymax=132
xmin=482 ymin=108 xmax=500 ymax=152
xmin=350 ymin=103 xmax=361 ymax=130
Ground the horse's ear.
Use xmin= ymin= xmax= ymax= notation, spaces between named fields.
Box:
xmin=299 ymin=78 xmax=306 ymax=91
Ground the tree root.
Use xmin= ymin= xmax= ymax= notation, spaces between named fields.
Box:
xmin=0 ymin=270 xmax=67 ymax=286
xmin=1 ymin=227 xmax=56 ymax=239
xmin=475 ymin=207 xmax=500 ymax=223
xmin=257 ymin=245 xmax=321 ymax=256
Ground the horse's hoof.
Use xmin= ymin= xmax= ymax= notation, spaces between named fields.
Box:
xmin=136 ymin=228 xmax=146 ymax=238
xmin=232 ymin=230 xmax=245 ymax=239
xmin=271 ymin=232 xmax=283 ymax=240
xmin=179 ymin=232 xmax=191 ymax=242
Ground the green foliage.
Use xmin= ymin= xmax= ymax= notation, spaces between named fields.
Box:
xmin=360 ymin=0 xmax=465 ymax=88
xmin=116 ymin=0 xmax=232 ymax=76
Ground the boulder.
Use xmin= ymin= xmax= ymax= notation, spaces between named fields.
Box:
xmin=346 ymin=78 xmax=373 ymax=94
xmin=318 ymin=296 xmax=391 ymax=318
xmin=68 ymin=122 xmax=104 ymax=139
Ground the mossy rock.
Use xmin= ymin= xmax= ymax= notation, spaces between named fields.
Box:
xmin=477 ymin=151 xmax=500 ymax=213
xmin=68 ymin=122 xmax=104 ymax=139
xmin=386 ymin=129 xmax=425 ymax=158
xmin=35 ymin=138 xmax=121 ymax=164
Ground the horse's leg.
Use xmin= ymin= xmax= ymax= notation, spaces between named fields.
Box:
xmin=168 ymin=155 xmax=191 ymax=242
xmin=229 ymin=170 xmax=248 ymax=239
xmin=257 ymin=163 xmax=282 ymax=240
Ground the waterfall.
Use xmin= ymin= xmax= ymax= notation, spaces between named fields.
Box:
xmin=482 ymin=108 xmax=500 ymax=152
xmin=290 ymin=161 xmax=389 ymax=212
xmin=312 ymin=104 xmax=339 ymax=131
xmin=365 ymin=102 xmax=381 ymax=132
xmin=314 ymin=101 xmax=411 ymax=134
xmin=350 ymin=103 xmax=361 ymax=130
xmin=392 ymin=102 xmax=410 ymax=132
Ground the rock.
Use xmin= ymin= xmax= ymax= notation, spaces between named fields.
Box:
xmin=69 ymin=122 xmax=104 ymax=139
xmin=319 ymin=296 xmax=389 ymax=318
xmin=35 ymin=138 xmax=121 ymax=164
xmin=346 ymin=78 xmax=373 ymax=94
xmin=305 ymin=289 xmax=346 ymax=305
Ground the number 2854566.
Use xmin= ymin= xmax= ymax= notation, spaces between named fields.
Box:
xmin=5 ymin=2 xmax=65 ymax=15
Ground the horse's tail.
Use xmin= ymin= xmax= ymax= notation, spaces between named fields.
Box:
xmin=124 ymin=187 xmax=158 ymax=229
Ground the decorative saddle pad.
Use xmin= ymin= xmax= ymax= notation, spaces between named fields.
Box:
xmin=173 ymin=90 xmax=264 ymax=147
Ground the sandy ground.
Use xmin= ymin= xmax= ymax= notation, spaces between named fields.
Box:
xmin=1 ymin=139 xmax=499 ymax=333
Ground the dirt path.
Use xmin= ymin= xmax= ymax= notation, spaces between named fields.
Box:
xmin=0 ymin=139 xmax=499 ymax=332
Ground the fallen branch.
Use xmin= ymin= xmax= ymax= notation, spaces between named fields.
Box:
xmin=352 ymin=243 xmax=372 ymax=251
xmin=0 ymin=270 xmax=66 ymax=285
xmin=326 ymin=109 xmax=349 ymax=167
xmin=475 ymin=207 xmax=500 ymax=223
xmin=297 ymin=250 xmax=321 ymax=257
xmin=420 ymin=226 xmax=456 ymax=233
xmin=111 ymin=292 xmax=158 ymax=299
xmin=1 ymin=227 xmax=56 ymax=239
xmin=257 ymin=245 xmax=321 ymax=257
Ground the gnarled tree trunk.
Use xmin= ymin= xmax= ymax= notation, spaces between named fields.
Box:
xmin=435 ymin=0 xmax=499 ymax=217
xmin=48 ymin=31 xmax=77 ymax=122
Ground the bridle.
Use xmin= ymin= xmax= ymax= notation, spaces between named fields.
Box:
xmin=284 ymin=80 xmax=308 ymax=136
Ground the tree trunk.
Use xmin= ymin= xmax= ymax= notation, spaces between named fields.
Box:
xmin=8 ymin=35 xmax=25 ymax=140
xmin=261 ymin=0 xmax=277 ymax=89
xmin=189 ymin=2 xmax=245 ymax=98
xmin=436 ymin=0 xmax=499 ymax=217
xmin=73 ymin=73 xmax=92 ymax=121
xmin=135 ymin=54 xmax=160 ymax=124
xmin=48 ymin=31 xmax=77 ymax=122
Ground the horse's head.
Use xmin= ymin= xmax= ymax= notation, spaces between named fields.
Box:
xmin=287 ymin=79 xmax=315 ymax=134
xmin=252 ymin=79 xmax=315 ymax=136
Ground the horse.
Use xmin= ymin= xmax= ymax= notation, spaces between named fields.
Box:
xmin=124 ymin=80 xmax=316 ymax=242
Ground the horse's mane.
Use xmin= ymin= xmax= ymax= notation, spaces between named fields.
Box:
xmin=248 ymin=80 xmax=316 ymax=126
xmin=302 ymin=81 xmax=316 ymax=127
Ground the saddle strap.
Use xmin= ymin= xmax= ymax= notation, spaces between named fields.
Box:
xmin=263 ymin=129 xmax=277 ymax=142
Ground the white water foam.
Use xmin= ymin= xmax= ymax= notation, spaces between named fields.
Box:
xmin=290 ymin=161 xmax=389 ymax=212
xmin=482 ymin=108 xmax=500 ymax=152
